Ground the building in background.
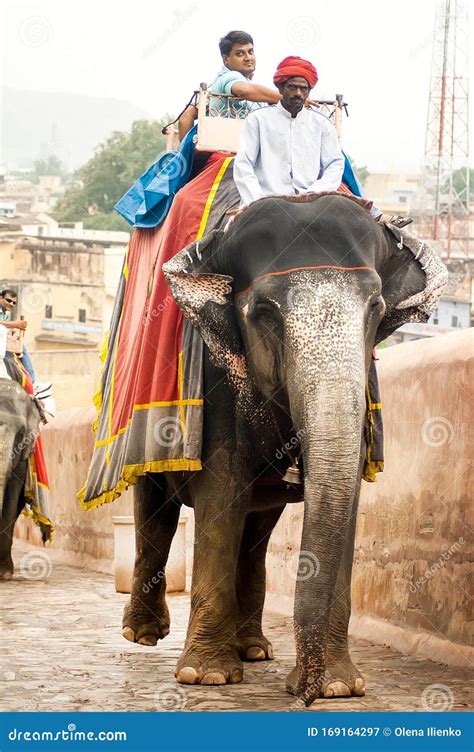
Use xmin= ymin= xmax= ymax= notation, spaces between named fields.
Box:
xmin=0 ymin=222 xmax=128 ymax=407
xmin=362 ymin=172 xmax=473 ymax=346
xmin=364 ymin=172 xmax=421 ymax=218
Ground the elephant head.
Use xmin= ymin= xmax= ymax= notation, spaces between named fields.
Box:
xmin=163 ymin=192 xmax=447 ymax=703
xmin=0 ymin=379 xmax=42 ymax=515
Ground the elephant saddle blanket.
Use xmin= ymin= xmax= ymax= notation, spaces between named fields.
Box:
xmin=78 ymin=154 xmax=383 ymax=510
xmin=11 ymin=355 xmax=53 ymax=542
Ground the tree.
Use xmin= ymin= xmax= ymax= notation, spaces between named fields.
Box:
xmin=450 ymin=167 xmax=474 ymax=201
xmin=34 ymin=154 xmax=66 ymax=178
xmin=54 ymin=118 xmax=170 ymax=227
xmin=82 ymin=212 xmax=131 ymax=232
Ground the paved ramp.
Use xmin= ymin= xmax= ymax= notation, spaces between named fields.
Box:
xmin=1 ymin=544 xmax=470 ymax=713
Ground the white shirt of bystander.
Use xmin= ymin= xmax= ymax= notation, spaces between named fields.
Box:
xmin=234 ymin=102 xmax=344 ymax=206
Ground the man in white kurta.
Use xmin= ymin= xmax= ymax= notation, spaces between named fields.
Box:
xmin=234 ymin=56 xmax=344 ymax=206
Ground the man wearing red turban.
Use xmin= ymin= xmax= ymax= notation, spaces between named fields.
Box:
xmin=234 ymin=55 xmax=344 ymax=205
xmin=273 ymin=55 xmax=319 ymax=89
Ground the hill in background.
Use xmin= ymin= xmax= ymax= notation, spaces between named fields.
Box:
xmin=1 ymin=86 xmax=153 ymax=170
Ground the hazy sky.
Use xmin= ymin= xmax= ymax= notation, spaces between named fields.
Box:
xmin=1 ymin=0 xmax=473 ymax=172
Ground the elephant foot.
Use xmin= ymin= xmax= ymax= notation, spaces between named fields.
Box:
xmin=121 ymin=596 xmax=170 ymax=646
xmin=234 ymin=633 xmax=274 ymax=662
xmin=0 ymin=559 xmax=14 ymax=581
xmin=286 ymin=656 xmax=365 ymax=698
xmin=175 ymin=644 xmax=243 ymax=686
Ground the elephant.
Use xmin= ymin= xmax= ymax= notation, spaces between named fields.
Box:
xmin=0 ymin=376 xmax=44 ymax=580
xmin=120 ymin=192 xmax=447 ymax=705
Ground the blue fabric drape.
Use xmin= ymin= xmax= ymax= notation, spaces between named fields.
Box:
xmin=342 ymin=150 xmax=364 ymax=197
xmin=114 ymin=126 xmax=197 ymax=228
xmin=115 ymin=131 xmax=365 ymax=229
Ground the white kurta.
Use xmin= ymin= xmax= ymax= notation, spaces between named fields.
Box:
xmin=234 ymin=102 xmax=345 ymax=206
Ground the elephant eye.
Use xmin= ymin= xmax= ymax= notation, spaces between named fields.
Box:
xmin=369 ymin=296 xmax=384 ymax=311
xmin=255 ymin=303 xmax=274 ymax=318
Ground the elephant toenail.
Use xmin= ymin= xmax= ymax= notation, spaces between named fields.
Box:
xmin=267 ymin=644 xmax=274 ymax=659
xmin=246 ymin=646 xmax=266 ymax=660
xmin=230 ymin=668 xmax=243 ymax=683
xmin=121 ymin=627 xmax=136 ymax=642
xmin=353 ymin=678 xmax=365 ymax=696
xmin=324 ymin=681 xmax=351 ymax=698
xmin=176 ymin=667 xmax=198 ymax=684
xmin=138 ymin=634 xmax=158 ymax=646
xmin=201 ymin=672 xmax=227 ymax=685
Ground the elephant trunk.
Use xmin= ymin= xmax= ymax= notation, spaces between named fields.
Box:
xmin=285 ymin=297 xmax=367 ymax=705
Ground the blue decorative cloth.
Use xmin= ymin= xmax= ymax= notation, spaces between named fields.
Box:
xmin=114 ymin=126 xmax=197 ymax=228
xmin=115 ymin=130 xmax=366 ymax=229
xmin=342 ymin=150 xmax=363 ymax=197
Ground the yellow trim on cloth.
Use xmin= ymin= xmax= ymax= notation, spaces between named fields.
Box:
xmin=77 ymin=458 xmax=202 ymax=510
xmin=363 ymin=384 xmax=384 ymax=483
xmin=92 ymin=330 xmax=109 ymax=432
xmin=196 ymin=157 xmax=234 ymax=240
xmin=23 ymin=468 xmax=54 ymax=540
xmin=77 ymin=161 xmax=236 ymax=511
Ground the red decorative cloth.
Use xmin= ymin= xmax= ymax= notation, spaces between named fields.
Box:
xmin=13 ymin=355 xmax=53 ymax=541
xmin=273 ymin=56 xmax=318 ymax=89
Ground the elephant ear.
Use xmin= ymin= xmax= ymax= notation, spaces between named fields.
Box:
xmin=376 ymin=223 xmax=448 ymax=344
xmin=162 ymin=230 xmax=250 ymax=390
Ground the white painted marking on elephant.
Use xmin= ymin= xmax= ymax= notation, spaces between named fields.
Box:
xmin=283 ymin=269 xmax=367 ymax=447
xmin=166 ymin=272 xmax=233 ymax=310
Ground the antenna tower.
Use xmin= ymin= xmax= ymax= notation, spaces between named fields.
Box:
xmin=418 ymin=0 xmax=470 ymax=258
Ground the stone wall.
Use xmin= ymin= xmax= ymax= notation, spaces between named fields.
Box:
xmin=15 ymin=329 xmax=473 ymax=663
xmin=33 ymin=350 xmax=102 ymax=410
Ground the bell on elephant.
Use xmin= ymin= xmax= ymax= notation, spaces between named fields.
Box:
xmin=282 ymin=460 xmax=302 ymax=485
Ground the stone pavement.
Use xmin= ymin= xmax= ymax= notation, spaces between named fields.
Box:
xmin=1 ymin=544 xmax=471 ymax=713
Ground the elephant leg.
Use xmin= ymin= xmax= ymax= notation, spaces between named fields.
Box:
xmin=234 ymin=505 xmax=285 ymax=662
xmin=122 ymin=473 xmax=181 ymax=646
xmin=0 ymin=473 xmax=25 ymax=580
xmin=319 ymin=499 xmax=365 ymax=697
xmin=287 ymin=457 xmax=365 ymax=698
xmin=175 ymin=451 xmax=250 ymax=686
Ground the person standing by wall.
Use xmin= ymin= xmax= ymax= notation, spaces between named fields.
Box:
xmin=0 ymin=289 xmax=35 ymax=383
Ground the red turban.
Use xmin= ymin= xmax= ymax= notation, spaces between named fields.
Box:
xmin=273 ymin=56 xmax=318 ymax=89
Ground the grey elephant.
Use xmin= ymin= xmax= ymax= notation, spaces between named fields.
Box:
xmin=0 ymin=377 xmax=44 ymax=579
xmin=121 ymin=193 xmax=447 ymax=705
